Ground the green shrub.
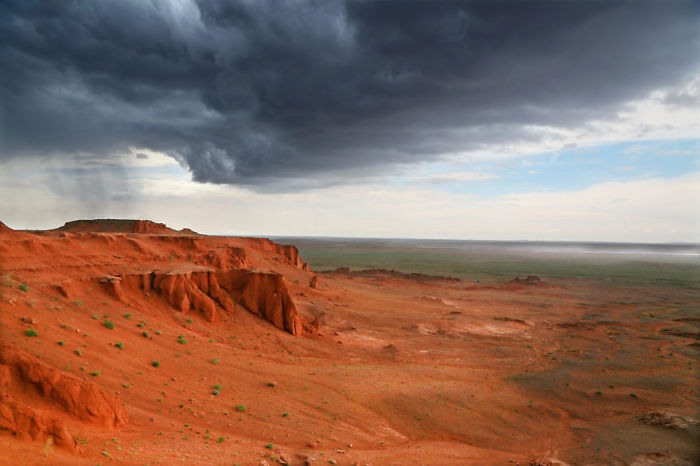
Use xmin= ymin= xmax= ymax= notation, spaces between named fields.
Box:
xmin=212 ymin=389 xmax=219 ymax=396
xmin=186 ymin=318 xmax=193 ymax=324
xmin=177 ymin=336 xmax=187 ymax=344
xmin=152 ymin=361 xmax=160 ymax=368
xmin=74 ymin=349 xmax=82 ymax=356
xmin=124 ymin=313 xmax=131 ymax=319
xmin=58 ymin=341 xmax=65 ymax=346
xmin=210 ymin=358 xmax=218 ymax=364
xmin=103 ymin=320 xmax=115 ymax=330
xmin=75 ymin=300 xmax=82 ymax=307
xmin=142 ymin=332 xmax=149 ymax=337
xmin=217 ymin=437 xmax=225 ymax=443
xmin=265 ymin=443 xmax=273 ymax=449
xmin=214 ymin=384 xmax=223 ymax=390
xmin=115 ymin=342 xmax=124 ymax=349
xmin=235 ymin=404 xmax=246 ymax=412
xmin=18 ymin=284 xmax=29 ymax=292
xmin=24 ymin=329 xmax=38 ymax=337
xmin=91 ymin=315 xmax=99 ymax=320
xmin=90 ymin=371 xmax=100 ymax=376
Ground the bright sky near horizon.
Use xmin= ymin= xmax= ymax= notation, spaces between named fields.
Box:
xmin=1 ymin=1 xmax=699 ymax=242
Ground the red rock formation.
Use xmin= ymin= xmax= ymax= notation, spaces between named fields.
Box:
xmin=310 ymin=275 xmax=319 ymax=288
xmin=215 ymin=269 xmax=306 ymax=335
xmin=0 ymin=397 xmax=78 ymax=453
xmin=247 ymin=238 xmax=309 ymax=270
xmin=98 ymin=268 xmax=310 ymax=335
xmin=0 ymin=221 xmax=12 ymax=234
xmin=0 ymin=344 xmax=129 ymax=430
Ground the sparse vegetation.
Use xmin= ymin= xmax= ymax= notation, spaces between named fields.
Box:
xmin=90 ymin=371 xmax=100 ymax=376
xmin=74 ymin=349 xmax=82 ymax=356
xmin=235 ymin=404 xmax=246 ymax=412
xmin=210 ymin=358 xmax=218 ymax=364
xmin=186 ymin=318 xmax=193 ymax=324
xmin=177 ymin=336 xmax=188 ymax=344
xmin=103 ymin=320 xmax=115 ymax=329
xmin=152 ymin=361 xmax=160 ymax=367
xmin=58 ymin=340 xmax=65 ymax=346
xmin=18 ymin=284 xmax=29 ymax=292
xmin=217 ymin=437 xmax=225 ymax=443
xmin=124 ymin=313 xmax=131 ymax=319
xmin=142 ymin=331 xmax=149 ymax=337
xmin=75 ymin=300 xmax=82 ymax=307
xmin=24 ymin=329 xmax=38 ymax=337
xmin=115 ymin=342 xmax=124 ymax=349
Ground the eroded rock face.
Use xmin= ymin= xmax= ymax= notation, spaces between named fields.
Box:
xmin=216 ymin=270 xmax=306 ymax=336
xmin=0 ymin=397 xmax=77 ymax=453
xmin=98 ymin=268 xmax=310 ymax=335
xmin=0 ymin=345 xmax=129 ymax=430
xmin=0 ymin=344 xmax=129 ymax=453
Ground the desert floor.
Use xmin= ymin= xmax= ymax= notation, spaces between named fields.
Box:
xmin=1 ymin=221 xmax=698 ymax=465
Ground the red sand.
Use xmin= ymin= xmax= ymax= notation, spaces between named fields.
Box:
xmin=1 ymin=220 xmax=697 ymax=465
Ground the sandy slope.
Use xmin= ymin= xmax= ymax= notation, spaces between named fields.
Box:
xmin=1 ymin=220 xmax=698 ymax=465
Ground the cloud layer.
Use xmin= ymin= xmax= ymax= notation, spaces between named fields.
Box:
xmin=2 ymin=0 xmax=698 ymax=190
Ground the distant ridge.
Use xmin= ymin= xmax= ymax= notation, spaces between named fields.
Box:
xmin=54 ymin=219 xmax=197 ymax=235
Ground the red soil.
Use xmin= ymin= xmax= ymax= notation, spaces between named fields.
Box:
xmin=0 ymin=219 xmax=697 ymax=465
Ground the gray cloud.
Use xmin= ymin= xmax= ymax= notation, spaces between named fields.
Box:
xmin=1 ymin=0 xmax=698 ymax=191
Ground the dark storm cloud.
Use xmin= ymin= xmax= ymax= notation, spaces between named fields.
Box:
xmin=1 ymin=0 xmax=698 ymax=190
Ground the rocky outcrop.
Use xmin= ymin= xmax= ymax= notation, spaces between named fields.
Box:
xmin=215 ymin=269 xmax=306 ymax=335
xmin=0 ymin=221 xmax=12 ymax=234
xmin=0 ymin=345 xmax=129 ymax=430
xmin=0 ymin=397 xmax=77 ymax=453
xmin=310 ymin=275 xmax=319 ymax=288
xmin=98 ymin=268 xmax=311 ymax=335
xmin=247 ymin=238 xmax=311 ymax=270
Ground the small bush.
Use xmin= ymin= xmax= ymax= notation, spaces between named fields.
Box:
xmin=89 ymin=371 xmax=100 ymax=376
xmin=186 ymin=318 xmax=193 ymax=324
xmin=282 ymin=412 xmax=289 ymax=417
xmin=214 ymin=384 xmax=223 ymax=390
xmin=137 ymin=322 xmax=144 ymax=328
xmin=212 ymin=389 xmax=219 ymax=396
xmin=18 ymin=284 xmax=29 ymax=292
xmin=156 ymin=330 xmax=162 ymax=335
xmin=235 ymin=404 xmax=246 ymax=412
xmin=265 ymin=443 xmax=273 ymax=449
xmin=142 ymin=332 xmax=149 ymax=337
xmin=74 ymin=349 xmax=82 ymax=356
xmin=210 ymin=358 xmax=218 ymax=365
xmin=124 ymin=313 xmax=131 ymax=319
xmin=217 ymin=437 xmax=225 ymax=443
xmin=24 ymin=329 xmax=38 ymax=337
xmin=75 ymin=300 xmax=82 ymax=307
xmin=58 ymin=341 xmax=65 ymax=346
xmin=177 ymin=336 xmax=187 ymax=344
xmin=103 ymin=320 xmax=115 ymax=330
xmin=152 ymin=361 xmax=160 ymax=368
xmin=92 ymin=315 xmax=99 ymax=320
xmin=115 ymin=342 xmax=124 ymax=349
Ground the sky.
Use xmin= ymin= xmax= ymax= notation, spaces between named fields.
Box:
xmin=1 ymin=0 xmax=699 ymax=242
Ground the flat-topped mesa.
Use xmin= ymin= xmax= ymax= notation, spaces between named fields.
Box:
xmin=56 ymin=219 xmax=177 ymax=234
xmin=99 ymin=268 xmax=311 ymax=336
